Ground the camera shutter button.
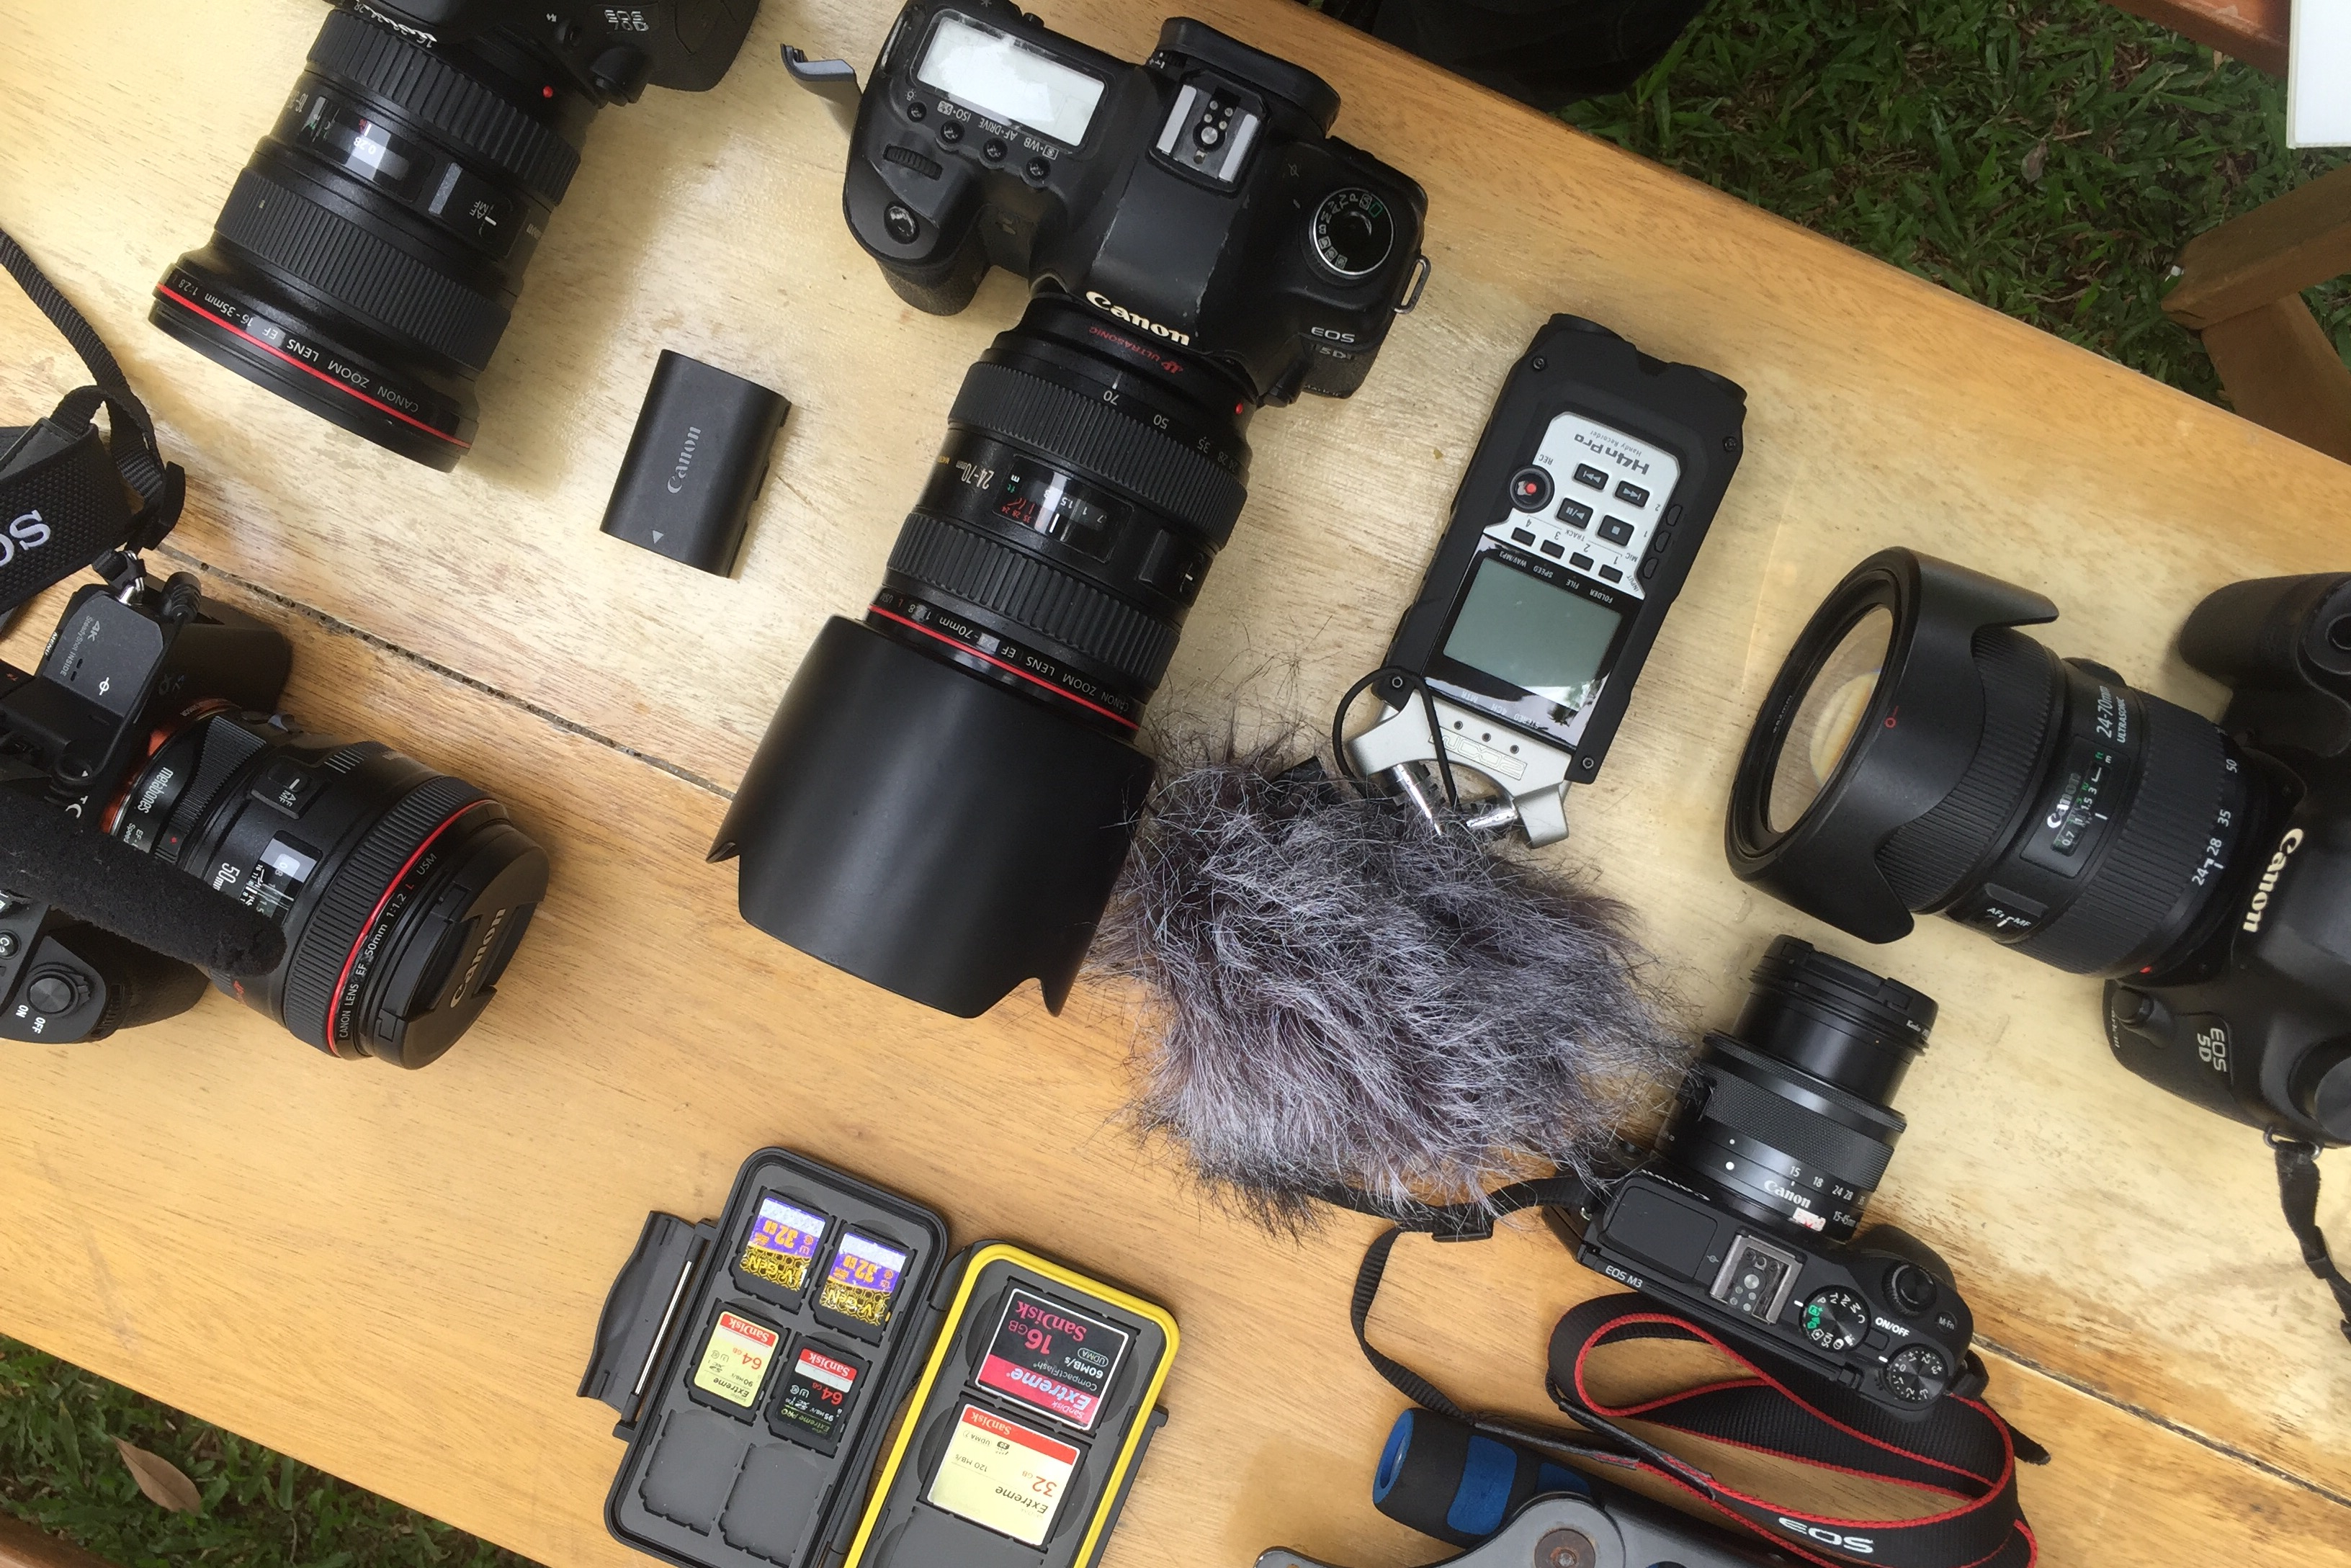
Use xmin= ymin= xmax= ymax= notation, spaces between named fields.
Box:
xmin=882 ymin=205 xmax=921 ymax=245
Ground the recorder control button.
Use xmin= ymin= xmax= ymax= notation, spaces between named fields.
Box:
xmin=1638 ymin=556 xmax=1660 ymax=581
xmin=1572 ymin=464 xmax=1608 ymax=489
xmin=1569 ymin=553 xmax=1593 ymax=570
xmin=1539 ymin=540 xmax=1564 ymax=558
xmin=1509 ymin=467 xmax=1553 ymax=511
xmin=1598 ymin=516 xmax=1636 ymax=546
xmin=1599 ymin=566 xmax=1623 ymax=583
xmin=1557 ymin=499 xmax=1593 ymax=528
xmin=1510 ymin=528 xmax=1536 ymax=546
xmin=1800 ymin=1288 xmax=1870 ymax=1351
xmin=1615 ymin=481 xmax=1650 ymax=506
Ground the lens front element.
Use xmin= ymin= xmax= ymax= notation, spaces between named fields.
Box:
xmin=1770 ymin=605 xmax=1892 ymax=833
xmin=111 ymin=712 xmax=547 ymax=1067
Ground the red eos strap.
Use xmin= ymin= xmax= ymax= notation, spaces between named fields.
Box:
xmin=1548 ymin=1295 xmax=2039 ymax=1568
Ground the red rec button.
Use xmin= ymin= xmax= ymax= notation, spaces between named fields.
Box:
xmin=1509 ymin=466 xmax=1554 ymax=511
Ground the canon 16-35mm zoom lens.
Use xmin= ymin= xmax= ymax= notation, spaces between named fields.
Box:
xmin=713 ymin=295 xmax=1255 ymax=1017
xmin=1657 ymin=936 xmax=1938 ymax=1245
xmin=151 ymin=8 xmax=593 ymax=468
xmin=108 ymin=709 xmax=547 ymax=1067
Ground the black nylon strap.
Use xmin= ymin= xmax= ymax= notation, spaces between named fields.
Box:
xmin=1549 ymin=1297 xmax=2039 ymax=1568
xmin=0 ymin=227 xmax=184 ymax=611
xmin=1345 ymin=1209 xmax=2041 ymax=1568
xmin=2271 ymin=1135 xmax=2351 ymax=1346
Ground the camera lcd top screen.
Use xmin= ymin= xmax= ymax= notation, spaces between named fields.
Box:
xmin=1443 ymin=558 xmax=1622 ymax=712
xmin=916 ymin=14 xmax=1105 ymax=145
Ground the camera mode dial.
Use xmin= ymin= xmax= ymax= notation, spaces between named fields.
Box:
xmin=1881 ymin=1343 xmax=1951 ymax=1405
xmin=1799 ymin=1287 xmax=1870 ymax=1351
xmin=1313 ymin=188 xmax=1396 ymax=279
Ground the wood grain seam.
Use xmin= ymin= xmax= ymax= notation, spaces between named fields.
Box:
xmin=151 ymin=543 xmax=738 ymax=799
xmin=1974 ymin=1333 xmax=2351 ymax=1511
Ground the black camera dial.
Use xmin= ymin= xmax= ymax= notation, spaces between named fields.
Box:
xmin=1314 ymin=188 xmax=1396 ymax=278
xmin=1882 ymin=1344 xmax=1952 ymax=1405
xmin=1800 ymin=1288 xmax=1870 ymax=1351
xmin=1886 ymin=1261 xmax=1940 ymax=1316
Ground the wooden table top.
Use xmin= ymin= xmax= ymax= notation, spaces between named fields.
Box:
xmin=3 ymin=1 xmax=2350 ymax=1564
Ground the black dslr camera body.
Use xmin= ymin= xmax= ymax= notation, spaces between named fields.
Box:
xmin=154 ymin=0 xmax=758 ymax=467
xmin=2104 ymin=575 xmax=2351 ymax=1144
xmin=720 ymin=6 xmax=1428 ymax=1018
xmin=0 ymin=566 xmax=547 ymax=1067
xmin=841 ymin=0 xmax=1429 ymax=402
xmin=1551 ymin=938 xmax=1981 ymax=1419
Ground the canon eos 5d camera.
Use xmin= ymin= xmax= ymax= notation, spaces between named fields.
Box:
xmin=720 ymin=4 xmax=1428 ymax=1017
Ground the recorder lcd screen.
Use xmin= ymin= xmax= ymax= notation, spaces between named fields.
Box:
xmin=1441 ymin=557 xmax=1623 ymax=714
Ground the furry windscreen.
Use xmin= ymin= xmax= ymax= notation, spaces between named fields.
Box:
xmin=1089 ymin=741 xmax=1685 ymax=1224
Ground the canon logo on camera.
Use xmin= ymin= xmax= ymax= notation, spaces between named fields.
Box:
xmin=351 ymin=3 xmax=440 ymax=45
xmin=1083 ymin=291 xmax=1191 ymax=346
xmin=2242 ymin=828 xmax=2305 ymax=933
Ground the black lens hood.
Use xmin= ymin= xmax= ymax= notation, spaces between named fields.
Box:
xmin=1726 ymin=549 xmax=2056 ymax=941
xmin=712 ymin=617 xmax=1157 ymax=1018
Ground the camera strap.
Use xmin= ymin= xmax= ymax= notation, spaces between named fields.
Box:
xmin=2270 ymin=1134 xmax=2351 ymax=1346
xmin=1339 ymin=1183 xmax=2044 ymax=1568
xmin=0 ymin=227 xmax=184 ymax=617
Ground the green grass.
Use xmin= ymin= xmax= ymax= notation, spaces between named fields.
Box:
xmin=6 ymin=3 xmax=2347 ymax=1562
xmin=1558 ymin=0 xmax=2351 ymax=403
xmin=0 ymin=1335 xmax=533 ymax=1568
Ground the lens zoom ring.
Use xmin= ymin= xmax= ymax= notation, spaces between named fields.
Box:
xmin=280 ymin=772 xmax=484 ymax=1049
xmin=1698 ymin=1067 xmax=1897 ymax=1192
xmin=309 ymin=9 xmax=581 ymax=203
xmin=2018 ymin=694 xmax=2226 ymax=974
xmin=1876 ymin=628 xmax=2057 ymax=909
xmin=215 ymin=168 xmax=509 ymax=369
xmin=890 ymin=513 xmax=1180 ymax=689
xmin=949 ymin=363 xmax=1248 ymax=545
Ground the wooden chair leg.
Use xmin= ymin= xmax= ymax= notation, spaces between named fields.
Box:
xmin=2198 ymin=296 xmax=2351 ymax=464
xmin=0 ymin=1515 xmax=122 ymax=1568
xmin=2165 ymin=163 xmax=2351 ymax=333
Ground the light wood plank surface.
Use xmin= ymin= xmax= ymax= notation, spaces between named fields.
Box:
xmin=2 ymin=2 xmax=2350 ymax=1565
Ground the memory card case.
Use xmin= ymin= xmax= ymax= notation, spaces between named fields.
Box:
xmin=582 ymin=1149 xmax=1174 ymax=1568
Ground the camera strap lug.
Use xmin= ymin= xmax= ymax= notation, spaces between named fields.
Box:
xmin=2267 ymin=1132 xmax=2351 ymax=1346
